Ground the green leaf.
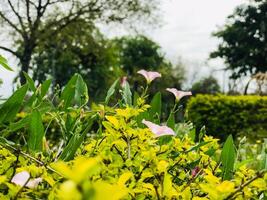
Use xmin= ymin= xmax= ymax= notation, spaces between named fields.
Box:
xmin=23 ymin=72 xmax=36 ymax=92
xmin=105 ymin=78 xmax=119 ymax=105
xmin=74 ymin=74 xmax=89 ymax=107
xmin=133 ymin=92 xmax=140 ymax=107
xmin=260 ymin=139 xmax=267 ymax=170
xmin=149 ymin=92 xmax=161 ymax=123
xmin=60 ymin=74 xmax=88 ymax=110
xmin=185 ymin=141 xmax=211 ymax=153
xmin=221 ymin=135 xmax=236 ymax=180
xmin=158 ymin=135 xmax=172 ymax=146
xmin=0 ymin=55 xmax=13 ymax=71
xmin=0 ymin=84 xmax=28 ymax=123
xmin=40 ymin=79 xmax=52 ymax=98
xmin=122 ymin=81 xmax=132 ymax=106
xmin=60 ymin=74 xmax=78 ymax=110
xmin=60 ymin=116 xmax=95 ymax=161
xmin=28 ymin=110 xmax=45 ymax=152
xmin=9 ymin=116 xmax=30 ymax=132
xmin=198 ymin=126 xmax=206 ymax=142
xmin=188 ymin=128 xmax=196 ymax=141
xmin=166 ymin=112 xmax=175 ymax=129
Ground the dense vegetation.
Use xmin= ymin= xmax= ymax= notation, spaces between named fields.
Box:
xmin=0 ymin=62 xmax=266 ymax=199
xmin=211 ymin=0 xmax=267 ymax=79
xmin=187 ymin=95 xmax=267 ymax=140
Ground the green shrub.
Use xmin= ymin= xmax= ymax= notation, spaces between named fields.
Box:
xmin=0 ymin=67 xmax=266 ymax=199
xmin=187 ymin=95 xmax=267 ymax=140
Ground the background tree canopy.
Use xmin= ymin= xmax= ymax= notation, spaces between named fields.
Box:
xmin=0 ymin=0 xmax=159 ymax=84
xmin=191 ymin=76 xmax=221 ymax=95
xmin=31 ymin=20 xmax=120 ymax=100
xmin=210 ymin=0 xmax=267 ymax=79
xmin=114 ymin=35 xmax=186 ymax=90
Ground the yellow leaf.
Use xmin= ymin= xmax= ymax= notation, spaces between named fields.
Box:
xmin=163 ymin=173 xmax=172 ymax=196
xmin=105 ymin=116 xmax=120 ymax=129
xmin=118 ymin=172 xmax=133 ymax=186
xmin=157 ymin=160 xmax=169 ymax=173
xmin=93 ymin=181 xmax=128 ymax=200
xmin=57 ymin=180 xmax=82 ymax=200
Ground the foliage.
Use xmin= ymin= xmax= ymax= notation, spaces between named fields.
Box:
xmin=0 ymin=71 xmax=266 ymax=199
xmin=31 ymin=21 xmax=120 ymax=100
xmin=0 ymin=55 xmax=12 ymax=71
xmin=0 ymin=0 xmax=159 ymax=84
xmin=210 ymin=0 xmax=267 ymax=79
xmin=114 ymin=35 xmax=186 ymax=117
xmin=187 ymin=94 xmax=267 ymax=140
xmin=114 ymin=35 xmax=165 ymax=74
xmin=191 ymin=76 xmax=220 ymax=94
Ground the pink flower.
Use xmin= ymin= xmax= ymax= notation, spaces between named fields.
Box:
xmin=142 ymin=119 xmax=175 ymax=137
xmin=120 ymin=76 xmax=127 ymax=87
xmin=166 ymin=88 xmax=192 ymax=101
xmin=191 ymin=166 xmax=201 ymax=178
xmin=11 ymin=171 xmax=42 ymax=189
xmin=137 ymin=69 xmax=161 ymax=84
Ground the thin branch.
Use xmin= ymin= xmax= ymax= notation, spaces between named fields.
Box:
xmin=226 ymin=170 xmax=266 ymax=200
xmin=7 ymin=0 xmax=26 ymax=33
xmin=0 ymin=143 xmax=60 ymax=176
xmin=0 ymin=12 xmax=24 ymax=36
xmin=24 ymin=0 xmax=33 ymax=27
xmin=0 ymin=46 xmax=21 ymax=58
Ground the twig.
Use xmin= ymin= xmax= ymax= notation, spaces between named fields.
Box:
xmin=0 ymin=143 xmax=60 ymax=176
xmin=226 ymin=170 xmax=266 ymax=200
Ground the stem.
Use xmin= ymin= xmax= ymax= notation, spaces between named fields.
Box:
xmin=127 ymin=135 xmax=131 ymax=159
xmin=226 ymin=170 xmax=266 ymax=200
xmin=0 ymin=143 xmax=60 ymax=176
xmin=141 ymin=84 xmax=149 ymax=99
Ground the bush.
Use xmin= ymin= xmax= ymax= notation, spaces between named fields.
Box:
xmin=0 ymin=68 xmax=266 ymax=199
xmin=187 ymin=95 xmax=267 ymax=140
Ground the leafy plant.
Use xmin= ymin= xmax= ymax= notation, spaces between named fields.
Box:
xmin=0 ymin=69 xmax=266 ymax=199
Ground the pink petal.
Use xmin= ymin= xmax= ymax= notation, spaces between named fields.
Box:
xmin=26 ymin=178 xmax=43 ymax=189
xmin=137 ymin=69 xmax=161 ymax=83
xmin=11 ymin=171 xmax=42 ymax=189
xmin=120 ymin=76 xmax=127 ymax=87
xmin=142 ymin=119 xmax=175 ymax=137
xmin=147 ymin=71 xmax=161 ymax=82
xmin=11 ymin=171 xmax=30 ymax=187
xmin=137 ymin=70 xmax=149 ymax=81
xmin=166 ymin=88 xmax=192 ymax=100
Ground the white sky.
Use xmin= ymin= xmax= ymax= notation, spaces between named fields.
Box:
xmin=0 ymin=0 xmax=247 ymax=97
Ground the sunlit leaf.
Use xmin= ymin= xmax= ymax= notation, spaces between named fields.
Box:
xmin=28 ymin=110 xmax=45 ymax=152
xmin=105 ymin=78 xmax=119 ymax=105
xmin=0 ymin=84 xmax=28 ymax=123
xmin=221 ymin=135 xmax=236 ymax=180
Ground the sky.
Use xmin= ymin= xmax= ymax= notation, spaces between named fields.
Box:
xmin=0 ymin=0 xmax=247 ymax=97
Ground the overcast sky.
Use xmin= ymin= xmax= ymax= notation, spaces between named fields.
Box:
xmin=0 ymin=0 xmax=247 ymax=97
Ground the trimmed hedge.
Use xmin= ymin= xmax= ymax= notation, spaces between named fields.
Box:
xmin=187 ymin=95 xmax=267 ymax=140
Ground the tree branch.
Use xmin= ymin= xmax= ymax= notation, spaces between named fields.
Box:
xmin=24 ymin=0 xmax=33 ymax=28
xmin=0 ymin=12 xmax=24 ymax=36
xmin=0 ymin=46 xmax=21 ymax=58
xmin=7 ymin=0 xmax=26 ymax=33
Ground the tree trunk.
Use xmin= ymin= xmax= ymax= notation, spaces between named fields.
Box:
xmin=19 ymin=45 xmax=33 ymax=85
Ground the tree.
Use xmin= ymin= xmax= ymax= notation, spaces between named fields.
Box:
xmin=210 ymin=0 xmax=267 ymax=79
xmin=114 ymin=35 xmax=186 ymax=92
xmin=191 ymin=76 xmax=220 ymax=94
xmin=0 ymin=0 xmax=159 ymax=84
xmin=114 ymin=35 xmax=165 ymax=75
xmin=31 ymin=20 xmax=121 ymax=100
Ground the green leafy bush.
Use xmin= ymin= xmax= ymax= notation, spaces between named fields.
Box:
xmin=0 ymin=67 xmax=266 ymax=199
xmin=187 ymin=95 xmax=267 ymax=140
